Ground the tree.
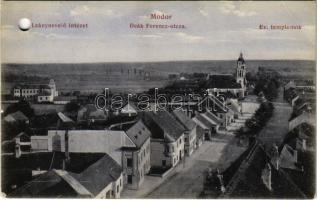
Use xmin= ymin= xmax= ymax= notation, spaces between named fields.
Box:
xmin=4 ymin=100 xmax=34 ymax=118
xmin=64 ymin=101 xmax=80 ymax=112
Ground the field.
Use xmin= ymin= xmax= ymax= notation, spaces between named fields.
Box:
xmin=2 ymin=60 xmax=315 ymax=94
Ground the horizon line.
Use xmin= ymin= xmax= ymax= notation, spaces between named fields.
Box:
xmin=2 ymin=58 xmax=316 ymax=65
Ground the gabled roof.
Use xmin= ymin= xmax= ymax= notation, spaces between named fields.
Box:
xmin=198 ymin=95 xmax=228 ymax=113
xmin=284 ymin=81 xmax=296 ymax=91
xmin=121 ymin=102 xmax=138 ymax=114
xmin=172 ymin=110 xmax=196 ymax=131
xmin=279 ymin=144 xmax=299 ymax=170
xmin=145 ymin=111 xmax=185 ymax=140
xmin=4 ymin=111 xmax=28 ymax=122
xmin=8 ymin=170 xmax=81 ymax=198
xmin=71 ymin=154 xmax=122 ymax=196
xmin=203 ymin=111 xmax=221 ymax=125
xmin=193 ymin=113 xmax=218 ymax=129
xmin=9 ymin=154 xmax=122 ymax=198
xmin=221 ymin=143 xmax=306 ymax=198
xmin=125 ymin=120 xmax=151 ymax=149
xmin=54 ymin=96 xmax=76 ymax=101
xmin=57 ymin=112 xmax=74 ymax=123
xmin=14 ymin=83 xmax=51 ymax=90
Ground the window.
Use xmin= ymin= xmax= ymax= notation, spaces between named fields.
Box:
xmin=111 ymin=191 xmax=114 ymax=197
xmin=185 ymin=138 xmax=188 ymax=142
xmin=162 ymin=160 xmax=166 ymax=166
xmin=128 ymin=175 xmax=132 ymax=184
xmin=117 ymin=185 xmax=119 ymax=193
xmin=120 ymin=179 xmax=122 ymax=187
xmin=127 ymin=158 xmax=133 ymax=167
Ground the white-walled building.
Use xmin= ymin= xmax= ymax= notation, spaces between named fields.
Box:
xmin=13 ymin=79 xmax=58 ymax=103
xmin=142 ymin=111 xmax=185 ymax=168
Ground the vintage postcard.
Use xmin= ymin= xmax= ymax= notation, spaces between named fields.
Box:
xmin=1 ymin=1 xmax=316 ymax=198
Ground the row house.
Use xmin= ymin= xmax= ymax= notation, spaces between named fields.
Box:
xmin=192 ymin=111 xmax=220 ymax=140
xmin=172 ymin=110 xmax=197 ymax=156
xmin=142 ymin=111 xmax=185 ymax=168
xmin=197 ymin=94 xmax=235 ymax=130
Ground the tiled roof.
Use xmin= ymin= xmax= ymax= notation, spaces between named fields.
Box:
xmin=205 ymin=75 xmax=241 ymax=89
xmin=8 ymin=170 xmax=78 ymax=197
xmin=221 ymin=143 xmax=306 ymax=198
xmin=71 ymin=154 xmax=122 ymax=196
xmin=145 ymin=111 xmax=185 ymax=140
xmin=194 ymin=113 xmax=218 ymax=129
xmin=4 ymin=111 xmax=28 ymax=122
xmin=172 ymin=110 xmax=196 ymax=131
xmin=54 ymin=96 xmax=77 ymax=101
xmin=125 ymin=120 xmax=151 ymax=149
xmin=8 ymin=154 xmax=121 ymax=197
xmin=203 ymin=111 xmax=221 ymax=125
xmin=57 ymin=112 xmax=74 ymax=123
xmin=14 ymin=84 xmax=51 ymax=90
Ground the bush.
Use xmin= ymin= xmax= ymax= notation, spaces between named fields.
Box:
xmin=64 ymin=101 xmax=80 ymax=112
xmin=4 ymin=100 xmax=34 ymax=118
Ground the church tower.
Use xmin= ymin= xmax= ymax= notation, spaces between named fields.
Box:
xmin=236 ymin=52 xmax=246 ymax=89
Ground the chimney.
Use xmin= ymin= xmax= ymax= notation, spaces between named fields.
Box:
xmin=261 ymin=163 xmax=272 ymax=191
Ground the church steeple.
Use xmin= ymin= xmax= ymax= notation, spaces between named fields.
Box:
xmin=237 ymin=52 xmax=245 ymax=64
xmin=236 ymin=52 xmax=246 ymax=89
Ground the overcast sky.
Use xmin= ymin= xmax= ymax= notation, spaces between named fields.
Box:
xmin=1 ymin=1 xmax=316 ymax=63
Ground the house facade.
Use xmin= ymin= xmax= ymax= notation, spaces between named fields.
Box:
xmin=121 ymin=120 xmax=151 ymax=189
xmin=172 ymin=110 xmax=197 ymax=156
xmin=142 ymin=111 xmax=185 ymax=168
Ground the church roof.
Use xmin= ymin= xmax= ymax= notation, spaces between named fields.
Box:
xmin=205 ymin=75 xmax=242 ymax=89
xmin=237 ymin=52 xmax=245 ymax=63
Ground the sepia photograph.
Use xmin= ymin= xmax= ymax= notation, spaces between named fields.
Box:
xmin=1 ymin=1 xmax=316 ymax=198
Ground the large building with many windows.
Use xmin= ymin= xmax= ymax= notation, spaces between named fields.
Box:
xmin=12 ymin=79 xmax=58 ymax=102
